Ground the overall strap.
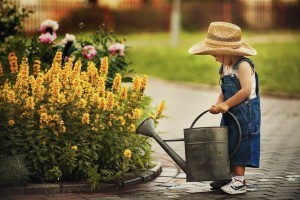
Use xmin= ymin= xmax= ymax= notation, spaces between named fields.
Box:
xmin=233 ymin=58 xmax=259 ymax=95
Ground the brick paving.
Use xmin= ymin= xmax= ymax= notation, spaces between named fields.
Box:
xmin=1 ymin=78 xmax=299 ymax=199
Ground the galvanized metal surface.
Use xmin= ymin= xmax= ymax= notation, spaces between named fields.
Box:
xmin=183 ymin=126 xmax=230 ymax=181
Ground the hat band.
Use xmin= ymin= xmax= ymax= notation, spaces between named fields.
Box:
xmin=205 ymin=38 xmax=241 ymax=48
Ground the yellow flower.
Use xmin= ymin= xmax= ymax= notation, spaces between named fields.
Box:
xmin=91 ymin=127 xmax=98 ymax=132
xmin=72 ymin=111 xmax=78 ymax=117
xmin=54 ymin=131 xmax=59 ymax=136
xmin=77 ymin=98 xmax=87 ymax=109
xmin=14 ymin=58 xmax=29 ymax=93
xmin=106 ymin=92 xmax=115 ymax=111
xmin=8 ymin=119 xmax=15 ymax=126
xmin=97 ymin=77 xmax=106 ymax=96
xmin=123 ymin=149 xmax=132 ymax=158
xmin=87 ymin=61 xmax=98 ymax=85
xmin=128 ymin=124 xmax=136 ymax=133
xmin=80 ymin=72 xmax=88 ymax=82
xmin=71 ymin=145 xmax=78 ymax=151
xmin=75 ymin=86 xmax=83 ymax=97
xmin=109 ymin=114 xmax=115 ymax=120
xmin=64 ymin=57 xmax=74 ymax=70
xmin=8 ymin=52 xmax=18 ymax=74
xmin=36 ymin=73 xmax=44 ymax=85
xmin=53 ymin=114 xmax=60 ymax=122
xmin=33 ymin=59 xmax=41 ymax=76
xmin=58 ymin=120 xmax=64 ymax=126
xmin=132 ymin=76 xmax=141 ymax=91
xmin=120 ymin=86 xmax=128 ymax=100
xmin=38 ymin=105 xmax=47 ymax=114
xmin=82 ymin=113 xmax=90 ymax=124
xmin=91 ymin=93 xmax=100 ymax=105
xmin=118 ymin=116 xmax=126 ymax=126
xmin=99 ymin=57 xmax=109 ymax=78
xmin=51 ymin=79 xmax=61 ymax=98
xmin=0 ymin=63 xmax=4 ymax=76
xmin=112 ymin=73 xmax=122 ymax=92
xmin=60 ymin=125 xmax=66 ymax=133
xmin=141 ymin=75 xmax=147 ymax=92
xmin=132 ymin=108 xmax=143 ymax=119
xmin=36 ymin=85 xmax=45 ymax=102
xmin=57 ymin=93 xmax=67 ymax=104
xmin=157 ymin=100 xmax=166 ymax=116
xmin=53 ymin=50 xmax=63 ymax=65
xmin=97 ymin=97 xmax=107 ymax=110
xmin=72 ymin=60 xmax=82 ymax=78
xmin=25 ymin=97 xmax=35 ymax=110
xmin=40 ymin=113 xmax=48 ymax=122
xmin=6 ymin=90 xmax=16 ymax=103
xmin=29 ymin=75 xmax=37 ymax=92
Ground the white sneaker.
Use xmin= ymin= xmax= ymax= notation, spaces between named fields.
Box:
xmin=221 ymin=177 xmax=247 ymax=194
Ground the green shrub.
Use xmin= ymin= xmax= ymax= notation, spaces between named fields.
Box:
xmin=0 ymin=51 xmax=165 ymax=183
xmin=0 ymin=0 xmax=32 ymax=42
xmin=0 ymin=155 xmax=30 ymax=187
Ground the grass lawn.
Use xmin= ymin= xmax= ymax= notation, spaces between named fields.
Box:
xmin=121 ymin=31 xmax=300 ymax=96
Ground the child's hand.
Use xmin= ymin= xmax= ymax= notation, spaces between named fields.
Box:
xmin=217 ymin=102 xmax=229 ymax=113
xmin=209 ymin=105 xmax=220 ymax=114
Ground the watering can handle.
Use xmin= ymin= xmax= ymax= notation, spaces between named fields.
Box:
xmin=189 ymin=110 xmax=242 ymax=160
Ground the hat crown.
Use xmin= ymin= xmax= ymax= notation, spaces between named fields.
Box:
xmin=188 ymin=21 xmax=257 ymax=56
xmin=206 ymin=22 xmax=241 ymax=45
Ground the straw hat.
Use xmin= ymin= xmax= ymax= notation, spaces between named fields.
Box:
xmin=188 ymin=22 xmax=257 ymax=56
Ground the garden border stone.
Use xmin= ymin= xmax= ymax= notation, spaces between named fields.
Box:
xmin=0 ymin=161 xmax=161 ymax=196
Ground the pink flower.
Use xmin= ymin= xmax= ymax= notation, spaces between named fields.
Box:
xmin=82 ymin=45 xmax=97 ymax=60
xmin=109 ymin=43 xmax=125 ymax=56
xmin=39 ymin=19 xmax=59 ymax=34
xmin=38 ymin=32 xmax=57 ymax=44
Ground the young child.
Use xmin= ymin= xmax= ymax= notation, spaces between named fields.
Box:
xmin=188 ymin=22 xmax=261 ymax=195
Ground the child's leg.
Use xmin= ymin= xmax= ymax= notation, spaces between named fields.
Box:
xmin=234 ymin=165 xmax=245 ymax=176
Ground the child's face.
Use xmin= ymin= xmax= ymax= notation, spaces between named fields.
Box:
xmin=212 ymin=55 xmax=224 ymax=64
xmin=212 ymin=55 xmax=237 ymax=66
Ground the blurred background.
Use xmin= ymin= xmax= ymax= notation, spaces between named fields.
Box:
xmin=7 ymin=0 xmax=300 ymax=96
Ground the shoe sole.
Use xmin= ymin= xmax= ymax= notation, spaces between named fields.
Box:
xmin=221 ymin=188 xmax=247 ymax=195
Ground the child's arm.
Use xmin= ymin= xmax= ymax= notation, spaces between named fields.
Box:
xmin=217 ymin=61 xmax=253 ymax=113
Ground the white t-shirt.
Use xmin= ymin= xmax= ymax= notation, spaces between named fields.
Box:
xmin=222 ymin=65 xmax=257 ymax=99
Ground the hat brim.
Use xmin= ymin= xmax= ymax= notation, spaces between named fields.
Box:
xmin=188 ymin=41 xmax=257 ymax=56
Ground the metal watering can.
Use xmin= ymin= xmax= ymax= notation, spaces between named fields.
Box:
xmin=136 ymin=110 xmax=241 ymax=182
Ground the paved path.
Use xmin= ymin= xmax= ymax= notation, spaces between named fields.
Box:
xmin=3 ymin=78 xmax=300 ymax=199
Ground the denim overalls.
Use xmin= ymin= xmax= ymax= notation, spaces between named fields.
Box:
xmin=219 ymin=58 xmax=261 ymax=168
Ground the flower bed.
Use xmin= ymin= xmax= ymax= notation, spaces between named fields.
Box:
xmin=0 ymin=5 xmax=165 ymax=189
xmin=0 ymin=49 xmax=165 ymax=187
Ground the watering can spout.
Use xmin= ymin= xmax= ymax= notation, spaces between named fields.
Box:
xmin=136 ymin=118 xmax=187 ymax=173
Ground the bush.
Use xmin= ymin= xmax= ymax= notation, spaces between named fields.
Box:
xmin=0 ymin=155 xmax=30 ymax=187
xmin=0 ymin=19 xmax=131 ymax=88
xmin=0 ymin=51 xmax=165 ymax=183
xmin=0 ymin=1 xmax=165 ymax=186
xmin=0 ymin=0 xmax=32 ymax=42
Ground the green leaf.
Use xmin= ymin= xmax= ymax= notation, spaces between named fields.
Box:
xmin=136 ymin=154 xmax=146 ymax=170
xmin=50 ymin=152 xmax=55 ymax=160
